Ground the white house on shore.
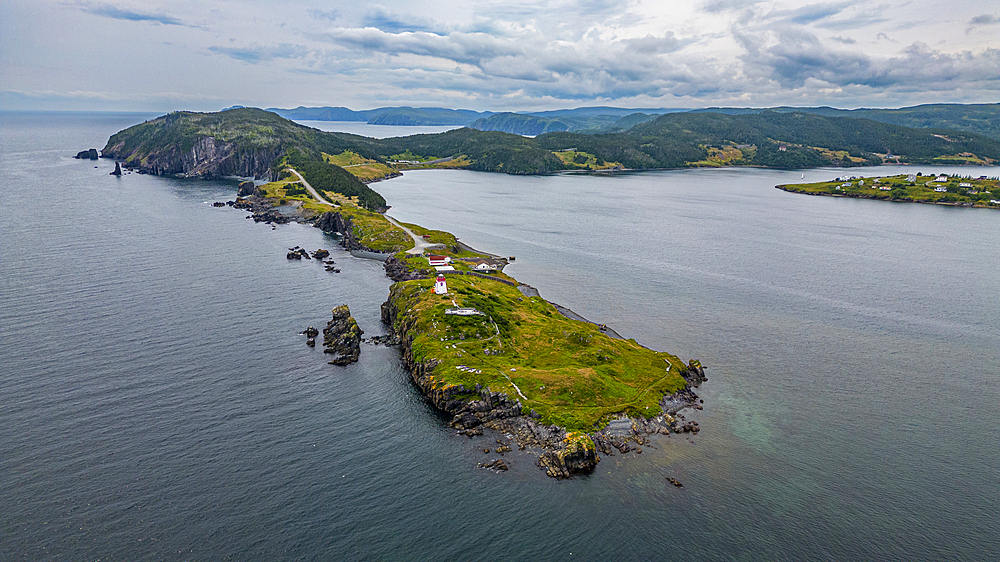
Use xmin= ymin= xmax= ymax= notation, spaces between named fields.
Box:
xmin=427 ymin=255 xmax=451 ymax=267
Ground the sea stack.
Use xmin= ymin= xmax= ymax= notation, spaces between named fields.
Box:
xmin=110 ymin=161 xmax=122 ymax=176
xmin=322 ymin=305 xmax=362 ymax=365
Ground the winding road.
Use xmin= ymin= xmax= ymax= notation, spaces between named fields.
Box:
xmin=287 ymin=168 xmax=335 ymax=206
xmin=384 ymin=215 xmax=445 ymax=255
xmin=287 ymin=166 xmax=444 ymax=255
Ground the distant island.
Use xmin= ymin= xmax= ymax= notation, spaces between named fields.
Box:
xmin=777 ymin=173 xmax=1000 ymax=208
xmin=101 ymin=107 xmax=1000 ymax=180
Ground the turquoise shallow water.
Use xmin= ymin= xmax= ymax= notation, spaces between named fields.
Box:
xmin=2 ymin=112 xmax=998 ymax=561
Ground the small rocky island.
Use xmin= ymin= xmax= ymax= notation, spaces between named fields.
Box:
xmin=322 ymin=305 xmax=362 ymax=366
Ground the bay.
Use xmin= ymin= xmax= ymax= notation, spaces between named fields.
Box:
xmin=2 ymin=112 xmax=997 ymax=561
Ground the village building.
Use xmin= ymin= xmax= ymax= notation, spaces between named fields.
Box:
xmin=426 ymin=255 xmax=451 ymax=267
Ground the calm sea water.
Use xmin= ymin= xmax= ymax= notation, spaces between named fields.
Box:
xmin=2 ymin=112 xmax=997 ymax=561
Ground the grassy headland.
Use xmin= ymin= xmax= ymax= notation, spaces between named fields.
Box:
xmin=383 ymin=275 xmax=690 ymax=431
xmin=246 ymin=160 xmax=695 ymax=435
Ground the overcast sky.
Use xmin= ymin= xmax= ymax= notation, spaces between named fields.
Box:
xmin=2 ymin=0 xmax=998 ymax=112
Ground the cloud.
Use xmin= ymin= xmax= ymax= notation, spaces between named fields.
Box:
xmin=777 ymin=2 xmax=855 ymax=25
xmin=208 ymin=44 xmax=310 ymax=64
xmin=969 ymin=14 xmax=999 ymax=26
xmin=77 ymin=2 xmax=197 ymax=28
xmin=735 ymin=24 xmax=1000 ymax=95
xmin=966 ymin=14 xmax=1000 ymax=32
xmin=362 ymin=6 xmax=439 ymax=33
xmin=830 ymin=35 xmax=856 ymax=44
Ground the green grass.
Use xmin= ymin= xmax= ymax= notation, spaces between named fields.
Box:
xmin=552 ymin=150 xmax=621 ymax=170
xmin=323 ymin=151 xmax=399 ymax=182
xmin=256 ymin=174 xmax=412 ymax=252
xmin=386 ymin=274 xmax=689 ymax=431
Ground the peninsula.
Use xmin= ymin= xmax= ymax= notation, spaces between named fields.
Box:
xmin=215 ymin=154 xmax=707 ymax=478
xmin=777 ymin=173 xmax=1000 ymax=208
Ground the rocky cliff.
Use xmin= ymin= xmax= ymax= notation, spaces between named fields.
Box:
xmin=102 ymin=135 xmax=283 ymax=179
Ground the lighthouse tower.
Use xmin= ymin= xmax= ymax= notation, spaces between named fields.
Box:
xmin=434 ymin=274 xmax=448 ymax=295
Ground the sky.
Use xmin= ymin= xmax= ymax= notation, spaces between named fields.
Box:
xmin=1 ymin=0 xmax=998 ymax=113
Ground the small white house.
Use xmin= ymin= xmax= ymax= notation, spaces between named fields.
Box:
xmin=934 ymin=175 xmax=948 ymax=182
xmin=934 ymin=186 xmax=947 ymax=193
xmin=427 ymin=255 xmax=451 ymax=267
xmin=959 ymin=183 xmax=972 ymax=188
xmin=907 ymin=174 xmax=917 ymax=182
xmin=474 ymin=262 xmax=495 ymax=272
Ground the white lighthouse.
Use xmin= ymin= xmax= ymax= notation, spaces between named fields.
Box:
xmin=434 ymin=274 xmax=448 ymax=295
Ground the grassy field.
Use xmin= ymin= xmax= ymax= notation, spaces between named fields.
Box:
xmin=323 ymin=151 xmax=398 ymax=182
xmin=778 ymin=173 xmax=1000 ymax=207
xmin=553 ymin=150 xmax=622 ymax=170
xmin=386 ymin=274 xmax=689 ymax=431
xmin=688 ymin=144 xmax=749 ymax=167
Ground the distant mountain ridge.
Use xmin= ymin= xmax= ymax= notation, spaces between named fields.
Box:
xmin=269 ymin=103 xmax=1000 ymax=140
xmin=267 ymin=106 xmax=492 ymax=126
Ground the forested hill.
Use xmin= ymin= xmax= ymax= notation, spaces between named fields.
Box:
xmin=102 ymin=107 xmax=1000 ymax=182
xmin=691 ymin=103 xmax=1000 ymax=140
xmin=101 ymin=108 xmax=380 ymax=178
xmin=531 ymin=111 xmax=1000 ymax=169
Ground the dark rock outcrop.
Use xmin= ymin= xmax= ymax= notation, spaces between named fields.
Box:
xmin=323 ymin=305 xmax=362 ymax=365
xmin=314 ymin=211 xmax=365 ymax=252
xmin=383 ymin=256 xmax=427 ymax=282
xmin=75 ymin=148 xmax=99 ymax=160
xmin=237 ymin=180 xmax=259 ymax=197
xmin=232 ymin=195 xmax=291 ymax=224
xmin=682 ymin=359 xmax=707 ymax=385
xmin=110 ymin=161 xmax=122 ymax=176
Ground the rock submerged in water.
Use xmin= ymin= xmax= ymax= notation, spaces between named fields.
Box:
xmin=323 ymin=304 xmax=362 ymax=365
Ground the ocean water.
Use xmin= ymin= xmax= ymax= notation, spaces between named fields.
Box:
xmin=2 ymin=112 xmax=997 ymax=561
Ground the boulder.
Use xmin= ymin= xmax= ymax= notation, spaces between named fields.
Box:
xmin=237 ymin=180 xmax=258 ymax=197
xmin=75 ymin=148 xmax=99 ymax=160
